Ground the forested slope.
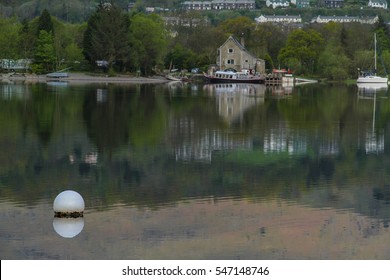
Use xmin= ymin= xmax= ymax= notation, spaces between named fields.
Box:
xmin=0 ymin=0 xmax=182 ymax=21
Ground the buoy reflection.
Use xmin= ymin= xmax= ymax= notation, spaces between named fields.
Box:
xmin=53 ymin=217 xmax=84 ymax=238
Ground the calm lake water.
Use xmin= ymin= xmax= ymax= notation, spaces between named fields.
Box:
xmin=1 ymin=80 xmax=390 ymax=259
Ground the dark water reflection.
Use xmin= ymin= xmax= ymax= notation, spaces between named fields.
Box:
xmin=1 ymin=81 xmax=390 ymax=259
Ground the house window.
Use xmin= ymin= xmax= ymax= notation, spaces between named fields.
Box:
xmin=227 ymin=59 xmax=235 ymax=64
xmin=228 ymin=48 xmax=234 ymax=53
xmin=245 ymin=59 xmax=249 ymax=63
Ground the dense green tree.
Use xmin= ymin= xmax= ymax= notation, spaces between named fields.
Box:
xmin=316 ymin=22 xmax=342 ymax=42
xmin=168 ymin=14 xmax=225 ymax=70
xmin=310 ymin=22 xmax=351 ymax=79
xmin=340 ymin=23 xmax=371 ymax=72
xmin=51 ymin=17 xmax=86 ymax=70
xmin=83 ymin=2 xmax=130 ymax=70
xmin=380 ymin=50 xmax=390 ymax=76
xmin=129 ymin=13 xmax=168 ymax=74
xmin=354 ymin=50 xmax=374 ymax=74
xmin=165 ymin=44 xmax=197 ymax=70
xmin=37 ymin=8 xmax=54 ymax=35
xmin=263 ymin=53 xmax=274 ymax=72
xmin=205 ymin=10 xmax=242 ymax=26
xmin=217 ymin=16 xmax=255 ymax=44
xmin=251 ymin=23 xmax=288 ymax=65
xmin=278 ymin=29 xmax=324 ymax=74
xmin=374 ymin=15 xmax=390 ymax=51
xmin=318 ymin=42 xmax=350 ymax=81
xmin=18 ymin=19 xmax=35 ymax=58
xmin=340 ymin=24 xmax=348 ymax=52
xmin=0 ymin=17 xmax=21 ymax=59
xmin=64 ymin=42 xmax=85 ymax=69
xmin=32 ymin=30 xmax=56 ymax=73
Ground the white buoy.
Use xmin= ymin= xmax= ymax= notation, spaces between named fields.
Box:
xmin=53 ymin=190 xmax=85 ymax=217
xmin=53 ymin=217 xmax=84 ymax=238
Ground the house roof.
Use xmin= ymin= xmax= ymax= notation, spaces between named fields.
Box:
xmin=220 ymin=35 xmax=245 ymax=51
xmin=219 ymin=35 xmax=264 ymax=62
xmin=259 ymin=14 xmax=301 ymax=19
xmin=267 ymin=0 xmax=289 ymax=3
xmin=369 ymin=0 xmax=387 ymax=4
xmin=313 ymin=15 xmax=359 ymax=21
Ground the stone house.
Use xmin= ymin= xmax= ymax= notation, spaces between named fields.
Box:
xmin=216 ymin=35 xmax=265 ymax=74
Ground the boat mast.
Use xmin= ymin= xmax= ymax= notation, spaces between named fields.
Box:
xmin=375 ymin=33 xmax=377 ymax=74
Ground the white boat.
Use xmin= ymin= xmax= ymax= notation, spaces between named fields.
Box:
xmin=357 ymin=75 xmax=388 ymax=84
xmin=204 ymin=69 xmax=264 ymax=84
xmin=357 ymin=33 xmax=388 ymax=84
xmin=46 ymin=72 xmax=69 ymax=78
xmin=166 ymin=74 xmax=186 ymax=82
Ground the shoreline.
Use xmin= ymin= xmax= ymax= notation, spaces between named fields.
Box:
xmin=1 ymin=72 xmax=171 ymax=84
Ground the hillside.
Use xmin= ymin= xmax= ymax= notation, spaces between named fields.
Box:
xmin=0 ymin=0 xmax=147 ymax=21
xmin=0 ymin=0 xmax=387 ymax=23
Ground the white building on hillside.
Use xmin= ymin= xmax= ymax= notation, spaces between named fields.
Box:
xmin=368 ymin=0 xmax=388 ymax=9
xmin=182 ymin=0 xmax=256 ymax=10
xmin=311 ymin=15 xmax=359 ymax=24
xmin=266 ymin=0 xmax=290 ymax=8
xmin=255 ymin=14 xmax=302 ymax=24
xmin=311 ymin=15 xmax=379 ymax=24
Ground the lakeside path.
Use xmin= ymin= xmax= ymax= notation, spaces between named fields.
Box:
xmin=3 ymin=72 xmax=170 ymax=84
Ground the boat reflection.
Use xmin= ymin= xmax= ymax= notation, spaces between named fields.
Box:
xmin=357 ymin=83 xmax=388 ymax=99
xmin=203 ymin=83 xmax=266 ymax=97
xmin=268 ymin=85 xmax=293 ymax=98
xmin=357 ymin=83 xmax=387 ymax=154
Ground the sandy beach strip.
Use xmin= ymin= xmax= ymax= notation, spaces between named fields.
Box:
xmin=2 ymin=72 xmax=170 ymax=84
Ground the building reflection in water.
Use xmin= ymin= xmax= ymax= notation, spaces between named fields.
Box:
xmin=172 ymin=84 xmax=264 ymax=162
xmin=0 ymin=83 xmax=31 ymax=99
xmin=204 ymin=83 xmax=265 ymax=124
xmin=172 ymin=82 xmax=384 ymax=162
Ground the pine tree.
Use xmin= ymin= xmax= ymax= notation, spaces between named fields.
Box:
xmin=32 ymin=30 xmax=56 ymax=74
xmin=19 ymin=19 xmax=35 ymax=58
xmin=37 ymin=9 xmax=54 ymax=35
xmin=83 ymin=2 xmax=130 ymax=69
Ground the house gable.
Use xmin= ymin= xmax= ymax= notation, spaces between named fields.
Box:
xmin=217 ymin=35 xmax=265 ymax=73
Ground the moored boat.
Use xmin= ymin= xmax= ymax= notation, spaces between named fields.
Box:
xmin=46 ymin=72 xmax=69 ymax=79
xmin=204 ymin=69 xmax=264 ymax=84
xmin=357 ymin=33 xmax=388 ymax=84
xmin=357 ymin=74 xmax=388 ymax=84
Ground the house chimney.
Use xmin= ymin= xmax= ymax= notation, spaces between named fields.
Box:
xmin=241 ymin=34 xmax=245 ymax=47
